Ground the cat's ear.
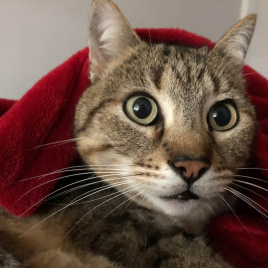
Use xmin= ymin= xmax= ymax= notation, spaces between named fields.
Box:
xmin=88 ymin=0 xmax=141 ymax=81
xmin=213 ymin=14 xmax=257 ymax=64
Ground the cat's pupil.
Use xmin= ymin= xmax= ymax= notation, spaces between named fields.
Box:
xmin=213 ymin=105 xmax=231 ymax=126
xmin=133 ymin=98 xmax=152 ymax=119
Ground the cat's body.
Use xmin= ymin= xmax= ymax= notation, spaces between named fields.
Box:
xmin=0 ymin=0 xmax=258 ymax=267
xmin=0 ymin=176 xmax=230 ymax=268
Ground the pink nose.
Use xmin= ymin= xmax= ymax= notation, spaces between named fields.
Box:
xmin=172 ymin=160 xmax=210 ymax=184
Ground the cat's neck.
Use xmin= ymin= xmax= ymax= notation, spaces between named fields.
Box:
xmin=128 ymin=194 xmax=211 ymax=235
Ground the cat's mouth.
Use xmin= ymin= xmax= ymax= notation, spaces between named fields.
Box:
xmin=161 ymin=190 xmax=199 ymax=201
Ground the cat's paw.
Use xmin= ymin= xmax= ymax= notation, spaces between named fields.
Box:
xmin=0 ymin=245 xmax=21 ymax=268
xmin=151 ymin=234 xmax=232 ymax=268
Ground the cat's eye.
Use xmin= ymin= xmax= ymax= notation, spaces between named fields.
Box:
xmin=208 ymin=101 xmax=237 ymax=131
xmin=125 ymin=95 xmax=158 ymax=125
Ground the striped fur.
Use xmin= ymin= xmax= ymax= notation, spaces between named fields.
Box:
xmin=0 ymin=0 xmax=257 ymax=267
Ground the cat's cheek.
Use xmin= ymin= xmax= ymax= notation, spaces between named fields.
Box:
xmin=210 ymin=112 xmax=256 ymax=166
xmin=192 ymin=169 xmax=233 ymax=198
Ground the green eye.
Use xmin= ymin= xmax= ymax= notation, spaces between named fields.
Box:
xmin=125 ymin=95 xmax=158 ymax=125
xmin=208 ymin=101 xmax=237 ymax=131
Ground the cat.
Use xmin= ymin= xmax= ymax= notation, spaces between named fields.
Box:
xmin=0 ymin=0 xmax=257 ymax=267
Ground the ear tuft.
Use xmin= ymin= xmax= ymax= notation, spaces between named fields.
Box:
xmin=88 ymin=0 xmax=141 ymax=81
xmin=213 ymin=14 xmax=257 ymax=64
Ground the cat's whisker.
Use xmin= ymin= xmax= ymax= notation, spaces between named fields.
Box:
xmin=14 ymin=173 xmax=134 ymax=220
xmin=94 ymin=189 xmax=145 ymax=226
xmin=63 ymin=185 xmax=143 ymax=238
xmin=224 ymin=65 xmax=244 ymax=80
xmin=226 ymin=187 xmax=268 ymax=220
xmin=236 ymin=167 xmax=268 ymax=171
xmin=45 ymin=176 xmax=135 ymax=205
xmin=14 ymin=171 xmax=128 ymax=205
xmin=217 ymin=49 xmax=230 ymax=77
xmin=58 ymin=181 xmax=139 ymax=217
xmin=20 ymin=184 xmax=141 ymax=238
xmin=229 ymin=187 xmax=268 ymax=215
xmin=65 ymin=177 xmax=142 ymax=208
xmin=148 ymin=29 xmax=152 ymax=47
xmin=226 ymin=187 xmax=268 ymax=227
xmin=20 ymin=164 xmax=135 ymax=181
xmin=234 ymin=179 xmax=268 ymax=192
xmin=19 ymin=168 xmax=133 ymax=182
xmin=235 ymin=175 xmax=268 ymax=185
xmin=32 ymin=137 xmax=86 ymax=149
xmin=19 ymin=167 xmax=90 ymax=181
xmin=57 ymin=181 xmax=136 ymax=218
xmin=232 ymin=182 xmax=268 ymax=202
xmin=61 ymin=182 xmax=138 ymax=206
xmin=219 ymin=194 xmax=251 ymax=235
xmin=244 ymin=70 xmax=268 ymax=76
xmin=59 ymin=178 xmax=137 ymax=209
xmin=120 ymin=192 xmax=139 ymax=216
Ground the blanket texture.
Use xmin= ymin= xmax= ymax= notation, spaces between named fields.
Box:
xmin=1 ymin=28 xmax=268 ymax=268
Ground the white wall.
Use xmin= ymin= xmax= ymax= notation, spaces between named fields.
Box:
xmin=245 ymin=0 xmax=268 ymax=78
xmin=0 ymin=0 xmax=266 ymax=100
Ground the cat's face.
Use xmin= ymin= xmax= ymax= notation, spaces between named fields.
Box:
xmin=75 ymin=0 xmax=257 ymax=222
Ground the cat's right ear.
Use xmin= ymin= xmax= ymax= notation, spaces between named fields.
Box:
xmin=88 ymin=0 xmax=141 ymax=81
xmin=212 ymin=14 xmax=257 ymax=65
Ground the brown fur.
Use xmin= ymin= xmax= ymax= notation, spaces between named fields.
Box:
xmin=0 ymin=184 xmax=230 ymax=267
xmin=0 ymin=0 xmax=257 ymax=267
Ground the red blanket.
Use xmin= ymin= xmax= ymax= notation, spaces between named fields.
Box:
xmin=1 ymin=28 xmax=268 ymax=268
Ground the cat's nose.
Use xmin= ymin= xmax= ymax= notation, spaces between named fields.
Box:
xmin=169 ymin=155 xmax=210 ymax=185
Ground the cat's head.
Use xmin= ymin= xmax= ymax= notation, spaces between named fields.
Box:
xmin=75 ymin=0 xmax=257 ymax=225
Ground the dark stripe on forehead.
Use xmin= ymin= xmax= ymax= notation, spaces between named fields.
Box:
xmin=174 ymin=47 xmax=185 ymax=62
xmin=195 ymin=54 xmax=202 ymax=65
xmin=152 ymin=66 xmax=164 ymax=90
xmin=76 ymin=98 xmax=114 ymax=133
xmin=179 ymin=50 xmax=185 ymax=61
xmin=187 ymin=65 xmax=192 ymax=84
xmin=163 ymin=46 xmax=171 ymax=56
xmin=209 ymin=72 xmax=221 ymax=92
xmin=197 ymin=68 xmax=205 ymax=81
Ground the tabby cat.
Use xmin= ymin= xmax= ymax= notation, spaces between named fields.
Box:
xmin=0 ymin=0 xmax=257 ymax=267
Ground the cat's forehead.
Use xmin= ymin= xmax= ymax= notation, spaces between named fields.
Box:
xmin=98 ymin=42 xmax=246 ymax=121
xmin=105 ymin=43 xmax=241 ymax=106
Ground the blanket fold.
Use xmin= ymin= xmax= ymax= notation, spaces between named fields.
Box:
xmin=1 ymin=28 xmax=268 ymax=268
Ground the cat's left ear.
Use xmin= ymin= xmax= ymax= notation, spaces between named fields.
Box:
xmin=88 ymin=0 xmax=141 ymax=81
xmin=212 ymin=14 xmax=257 ymax=64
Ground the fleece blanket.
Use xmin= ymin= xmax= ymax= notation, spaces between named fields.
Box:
xmin=1 ymin=28 xmax=268 ymax=268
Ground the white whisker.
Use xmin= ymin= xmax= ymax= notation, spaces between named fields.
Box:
xmin=20 ymin=168 xmax=131 ymax=182
xmin=235 ymin=175 xmax=268 ymax=185
xmin=232 ymin=182 xmax=268 ymax=202
xmin=225 ymin=65 xmax=244 ymax=80
xmin=45 ymin=176 xmax=134 ymax=205
xmin=67 ymin=182 xmax=138 ymax=206
xmin=217 ymin=49 xmax=230 ymax=77
xmin=20 ymin=184 xmax=140 ymax=238
xmin=58 ymin=181 xmax=134 ymax=216
xmin=220 ymin=194 xmax=251 ymax=235
xmin=226 ymin=187 xmax=268 ymax=220
xmin=234 ymin=179 xmax=268 ymax=192
xmin=14 ymin=172 xmax=128 ymax=204
xmin=64 ymin=185 xmax=142 ymax=238
xmin=14 ymin=173 xmax=133 ymax=219
xmin=20 ymin=165 xmax=134 ymax=182
xmin=95 ymin=189 xmax=144 ymax=225
xmin=237 ymin=167 xmax=268 ymax=171
xmin=32 ymin=137 xmax=86 ymax=149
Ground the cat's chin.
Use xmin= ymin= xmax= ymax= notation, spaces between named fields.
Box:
xmin=129 ymin=191 xmax=227 ymax=235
